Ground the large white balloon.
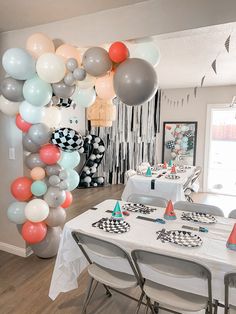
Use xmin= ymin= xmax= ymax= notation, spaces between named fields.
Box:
xmin=19 ymin=100 xmax=45 ymax=124
xmin=129 ymin=42 xmax=160 ymax=67
xmin=36 ymin=53 xmax=66 ymax=83
xmin=42 ymin=106 xmax=62 ymax=128
xmin=25 ymin=199 xmax=49 ymax=222
xmin=0 ymin=95 xmax=20 ymax=116
xmin=71 ymin=87 xmax=96 ymax=108
xmin=77 ymin=74 xmax=96 ymax=89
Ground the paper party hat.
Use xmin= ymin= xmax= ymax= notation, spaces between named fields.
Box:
xmin=145 ymin=166 xmax=152 ymax=177
xmin=171 ymin=165 xmax=177 ymax=174
xmin=226 ymin=223 xmax=236 ymax=251
xmin=164 ymin=200 xmax=176 ymax=220
xmin=111 ymin=201 xmax=124 ymax=220
xmin=168 ymin=159 xmax=173 ymax=167
xmin=163 ymin=161 xmax=167 ymax=169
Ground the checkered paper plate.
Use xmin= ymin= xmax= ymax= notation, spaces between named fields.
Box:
xmin=165 ymin=174 xmax=180 ymax=180
xmin=122 ymin=203 xmax=156 ymax=214
xmin=181 ymin=212 xmax=217 ymax=224
xmin=92 ymin=218 xmax=130 ymax=234
xmin=156 ymin=229 xmax=203 ymax=248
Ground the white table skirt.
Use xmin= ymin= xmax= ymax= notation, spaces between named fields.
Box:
xmin=49 ymin=199 xmax=236 ymax=303
xmin=122 ymin=167 xmax=196 ymax=203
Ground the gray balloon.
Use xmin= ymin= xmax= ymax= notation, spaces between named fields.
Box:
xmin=25 ymin=153 xmax=46 ymax=169
xmin=52 ymin=95 xmax=60 ymax=105
xmin=73 ymin=67 xmax=86 ymax=81
xmin=44 ymin=207 xmax=66 ymax=227
xmin=16 ymin=224 xmax=23 ymax=235
xmin=49 ymin=175 xmax=60 ymax=186
xmin=52 ymin=80 xmax=75 ymax=98
xmin=0 ymin=77 xmax=24 ymax=102
xmin=63 ymin=72 xmax=76 ymax=86
xmin=23 ymin=134 xmax=40 ymax=153
xmin=45 ymin=164 xmax=61 ymax=176
xmin=59 ymin=170 xmax=68 ymax=180
xmin=66 ymin=58 xmax=78 ymax=72
xmin=28 ymin=123 xmax=51 ymax=145
xmin=82 ymin=47 xmax=112 ymax=77
xmin=114 ymin=58 xmax=158 ymax=106
xmin=59 ymin=180 xmax=69 ymax=191
xmin=31 ymin=226 xmax=62 ymax=258
xmin=43 ymin=186 xmax=66 ymax=207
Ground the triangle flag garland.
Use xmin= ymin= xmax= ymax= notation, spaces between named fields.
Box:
xmin=211 ymin=59 xmax=217 ymax=74
xmin=225 ymin=35 xmax=231 ymax=53
xmin=200 ymin=75 xmax=206 ymax=87
xmin=111 ymin=201 xmax=124 ymax=220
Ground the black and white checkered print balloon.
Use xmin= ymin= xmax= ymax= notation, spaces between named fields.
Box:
xmin=166 ymin=140 xmax=175 ymax=149
xmin=51 ymin=128 xmax=83 ymax=152
xmin=57 ymin=98 xmax=75 ymax=108
xmin=185 ymin=130 xmax=193 ymax=138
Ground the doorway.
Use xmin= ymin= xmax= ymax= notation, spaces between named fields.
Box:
xmin=205 ymin=104 xmax=236 ymax=196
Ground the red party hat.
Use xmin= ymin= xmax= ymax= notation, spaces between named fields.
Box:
xmin=171 ymin=165 xmax=177 ymax=174
xmin=163 ymin=161 xmax=167 ymax=169
xmin=164 ymin=200 xmax=176 ymax=220
xmin=226 ymin=223 xmax=236 ymax=251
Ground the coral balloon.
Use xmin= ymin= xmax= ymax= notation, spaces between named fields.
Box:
xmin=21 ymin=221 xmax=47 ymax=244
xmin=30 ymin=167 xmax=45 ymax=180
xmin=95 ymin=72 xmax=115 ymax=100
xmin=61 ymin=191 xmax=73 ymax=208
xmin=11 ymin=177 xmax=33 ymax=201
xmin=56 ymin=44 xmax=81 ymax=64
xmin=39 ymin=144 xmax=61 ymax=165
xmin=109 ymin=41 xmax=129 ymax=63
xmin=15 ymin=114 xmax=32 ymax=132
xmin=26 ymin=32 xmax=55 ymax=58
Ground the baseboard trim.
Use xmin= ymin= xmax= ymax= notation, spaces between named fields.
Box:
xmin=0 ymin=242 xmax=33 ymax=257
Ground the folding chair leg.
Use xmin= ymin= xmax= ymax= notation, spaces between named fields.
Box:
xmin=146 ymin=297 xmax=155 ymax=314
xmin=135 ymin=291 xmax=145 ymax=314
xmin=82 ymin=277 xmax=94 ymax=314
xmin=214 ymin=300 xmax=218 ymax=314
xmin=103 ymin=284 xmax=112 ymax=297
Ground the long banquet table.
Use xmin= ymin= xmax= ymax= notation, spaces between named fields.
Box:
xmin=49 ymin=199 xmax=236 ymax=303
xmin=121 ymin=167 xmax=196 ymax=202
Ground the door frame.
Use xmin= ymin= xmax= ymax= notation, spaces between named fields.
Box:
xmin=203 ymin=103 xmax=235 ymax=192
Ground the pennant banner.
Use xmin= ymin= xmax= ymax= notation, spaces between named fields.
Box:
xmin=225 ymin=35 xmax=231 ymax=53
xmin=211 ymin=59 xmax=217 ymax=74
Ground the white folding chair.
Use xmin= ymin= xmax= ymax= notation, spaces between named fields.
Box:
xmin=174 ymin=201 xmax=224 ymax=217
xmin=127 ymin=194 xmax=168 ymax=208
xmin=225 ymin=273 xmax=236 ymax=314
xmin=228 ymin=210 xmax=236 ymax=219
xmin=72 ymin=231 xmax=142 ymax=314
xmin=132 ymin=249 xmax=213 ymax=314
xmin=184 ymin=166 xmax=202 ymax=202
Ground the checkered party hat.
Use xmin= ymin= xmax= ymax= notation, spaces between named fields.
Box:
xmin=226 ymin=223 xmax=236 ymax=251
xmin=164 ymin=200 xmax=176 ymax=220
xmin=111 ymin=201 xmax=124 ymax=220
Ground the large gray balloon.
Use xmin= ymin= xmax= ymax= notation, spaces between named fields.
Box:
xmin=45 ymin=207 xmax=66 ymax=227
xmin=0 ymin=77 xmax=24 ymax=102
xmin=45 ymin=164 xmax=61 ymax=176
xmin=25 ymin=153 xmax=46 ymax=169
xmin=23 ymin=134 xmax=40 ymax=153
xmin=31 ymin=226 xmax=62 ymax=258
xmin=43 ymin=186 xmax=66 ymax=207
xmin=66 ymin=58 xmax=78 ymax=72
xmin=52 ymin=80 xmax=75 ymax=98
xmin=82 ymin=47 xmax=112 ymax=77
xmin=114 ymin=58 xmax=158 ymax=106
xmin=28 ymin=123 xmax=51 ymax=145
xmin=73 ymin=67 xmax=86 ymax=81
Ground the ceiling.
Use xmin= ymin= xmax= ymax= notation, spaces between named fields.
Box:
xmin=0 ymin=0 xmax=145 ymax=32
xmin=154 ymin=22 xmax=236 ymax=89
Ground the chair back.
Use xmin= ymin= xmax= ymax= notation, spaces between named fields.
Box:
xmin=72 ymin=231 xmax=139 ymax=280
xmin=225 ymin=272 xmax=236 ymax=311
xmin=228 ymin=210 xmax=236 ymax=219
xmin=183 ymin=174 xmax=194 ymax=191
xmin=191 ymin=166 xmax=202 ymax=184
xmin=174 ymin=201 xmax=224 ymax=217
xmin=132 ymin=249 xmax=212 ymax=300
xmin=127 ymin=194 xmax=168 ymax=208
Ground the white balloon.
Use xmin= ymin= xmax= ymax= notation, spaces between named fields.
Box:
xmin=25 ymin=199 xmax=49 ymax=222
xmin=71 ymin=87 xmax=96 ymax=108
xmin=42 ymin=106 xmax=61 ymax=128
xmin=84 ymin=176 xmax=91 ymax=183
xmin=77 ymin=74 xmax=95 ymax=89
xmin=130 ymin=42 xmax=160 ymax=67
xmin=98 ymin=145 xmax=105 ymax=153
xmin=36 ymin=53 xmax=66 ymax=83
xmin=19 ymin=100 xmax=44 ymax=123
xmin=0 ymin=95 xmax=20 ymax=116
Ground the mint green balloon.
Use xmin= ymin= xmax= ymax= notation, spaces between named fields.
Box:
xmin=7 ymin=202 xmax=27 ymax=224
xmin=58 ymin=151 xmax=80 ymax=169
xmin=23 ymin=75 xmax=52 ymax=107
xmin=31 ymin=180 xmax=47 ymax=196
xmin=66 ymin=169 xmax=80 ymax=191
xmin=71 ymin=87 xmax=96 ymax=108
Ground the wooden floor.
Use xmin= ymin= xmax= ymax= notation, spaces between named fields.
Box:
xmin=0 ymin=184 xmax=235 ymax=314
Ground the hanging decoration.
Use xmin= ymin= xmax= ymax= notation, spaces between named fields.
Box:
xmin=87 ymin=98 xmax=116 ymax=127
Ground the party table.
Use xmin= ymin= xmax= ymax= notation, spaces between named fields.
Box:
xmin=49 ymin=199 xmax=236 ymax=303
xmin=122 ymin=166 xmax=196 ymax=202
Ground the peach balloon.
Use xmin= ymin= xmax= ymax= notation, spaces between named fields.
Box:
xmin=56 ymin=44 xmax=81 ymax=64
xmin=95 ymin=72 xmax=115 ymax=100
xmin=26 ymin=33 xmax=55 ymax=58
xmin=30 ymin=167 xmax=46 ymax=180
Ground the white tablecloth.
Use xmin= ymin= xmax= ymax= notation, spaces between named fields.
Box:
xmin=49 ymin=199 xmax=236 ymax=302
xmin=122 ymin=167 xmax=196 ymax=202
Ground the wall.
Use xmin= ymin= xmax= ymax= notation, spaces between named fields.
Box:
xmin=159 ymin=85 xmax=236 ymax=189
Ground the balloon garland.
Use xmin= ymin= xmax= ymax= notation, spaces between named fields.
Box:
xmin=0 ymin=32 xmax=159 ymax=258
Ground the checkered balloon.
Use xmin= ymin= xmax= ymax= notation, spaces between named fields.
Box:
xmin=51 ymin=128 xmax=84 ymax=152
xmin=185 ymin=130 xmax=193 ymax=138
xmin=57 ymin=98 xmax=75 ymax=108
xmin=166 ymin=140 xmax=175 ymax=149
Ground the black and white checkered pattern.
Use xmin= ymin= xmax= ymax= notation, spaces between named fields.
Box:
xmin=156 ymin=230 xmax=202 ymax=247
xmin=165 ymin=174 xmax=180 ymax=180
xmin=57 ymin=98 xmax=75 ymax=108
xmin=122 ymin=203 xmax=156 ymax=214
xmin=92 ymin=218 xmax=130 ymax=234
xmin=166 ymin=140 xmax=175 ymax=149
xmin=51 ymin=128 xmax=84 ymax=152
xmin=181 ymin=212 xmax=217 ymax=224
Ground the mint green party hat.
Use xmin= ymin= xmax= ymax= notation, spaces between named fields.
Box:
xmin=111 ymin=201 xmax=124 ymax=220
xmin=145 ymin=166 xmax=152 ymax=177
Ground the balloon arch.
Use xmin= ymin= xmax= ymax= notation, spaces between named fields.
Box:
xmin=0 ymin=33 xmax=159 ymax=258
